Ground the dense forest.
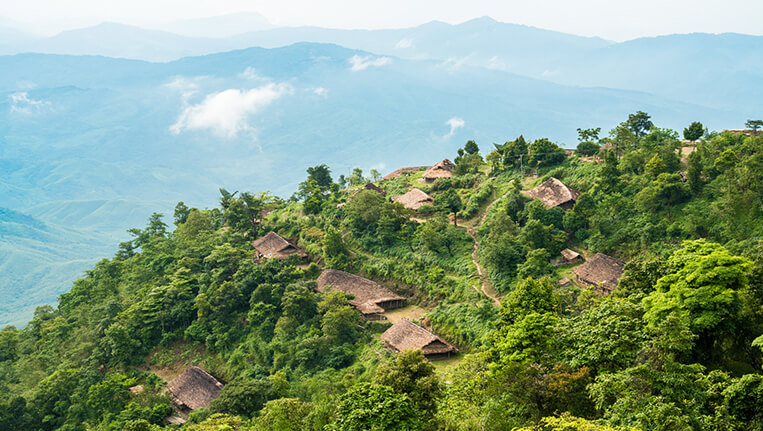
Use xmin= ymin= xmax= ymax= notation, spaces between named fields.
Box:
xmin=1 ymin=113 xmax=761 ymax=431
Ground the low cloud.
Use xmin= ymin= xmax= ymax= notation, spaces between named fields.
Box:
xmin=313 ymin=87 xmax=329 ymax=97
xmin=349 ymin=55 xmax=392 ymax=71
xmin=8 ymin=92 xmax=49 ymax=114
xmin=170 ymin=83 xmax=293 ymax=138
xmin=445 ymin=117 xmax=465 ymax=137
xmin=541 ymin=69 xmax=560 ymax=78
xmin=395 ymin=38 xmax=414 ymax=49
xmin=164 ymin=76 xmax=202 ymax=102
xmin=239 ymin=67 xmax=269 ymax=82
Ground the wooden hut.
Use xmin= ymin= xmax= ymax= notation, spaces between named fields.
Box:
xmin=166 ymin=367 xmax=224 ymax=411
xmin=560 ymin=248 xmax=583 ymax=264
xmin=422 ymin=159 xmax=454 ymax=183
xmin=383 ymin=166 xmax=428 ymax=180
xmin=391 ymin=188 xmax=433 ymax=210
xmin=572 ymin=252 xmax=626 ymax=293
xmin=528 ymin=177 xmax=580 ymax=210
xmin=252 ymin=231 xmax=306 ymax=260
xmin=381 ymin=318 xmax=457 ymax=360
xmin=316 ymin=269 xmax=405 ymax=320
xmin=361 ymin=182 xmax=387 ymax=196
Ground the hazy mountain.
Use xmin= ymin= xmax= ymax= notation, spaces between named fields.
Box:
xmin=0 ymin=207 xmax=112 ymax=326
xmin=0 ymin=42 xmax=747 ymax=325
xmin=0 ymin=17 xmax=760 ymax=114
xmin=157 ymin=12 xmax=274 ymax=38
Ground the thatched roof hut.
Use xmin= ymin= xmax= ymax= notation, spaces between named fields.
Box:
xmin=573 ymin=252 xmax=625 ymax=293
xmin=316 ymin=269 xmax=405 ymax=319
xmin=391 ymin=188 xmax=433 ymax=210
xmin=528 ymin=177 xmax=580 ymax=210
xmin=252 ymin=231 xmax=306 ymax=260
xmin=561 ymin=248 xmax=583 ymax=264
xmin=383 ymin=166 xmax=428 ymax=180
xmin=166 ymin=367 xmax=224 ymax=411
xmin=422 ymin=159 xmax=454 ymax=182
xmin=381 ymin=318 xmax=457 ymax=360
xmin=362 ymin=182 xmax=387 ymax=196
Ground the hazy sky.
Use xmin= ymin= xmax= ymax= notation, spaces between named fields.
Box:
xmin=2 ymin=0 xmax=762 ymax=41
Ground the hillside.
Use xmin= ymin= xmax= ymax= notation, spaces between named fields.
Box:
xmin=2 ymin=42 xmax=743 ymax=325
xmin=1 ymin=120 xmax=761 ymax=430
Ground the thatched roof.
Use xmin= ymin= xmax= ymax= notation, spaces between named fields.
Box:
xmin=252 ymin=231 xmax=305 ymax=259
xmin=573 ymin=252 xmax=625 ymax=291
xmin=383 ymin=166 xmax=428 ymax=180
xmin=422 ymin=159 xmax=454 ymax=180
xmin=381 ymin=318 xmax=457 ymax=356
xmin=561 ymin=248 xmax=581 ymax=261
xmin=362 ymin=182 xmax=387 ymax=196
xmin=166 ymin=367 xmax=224 ymax=410
xmin=392 ymin=188 xmax=433 ymax=210
xmin=317 ymin=269 xmax=404 ymax=315
xmin=528 ymin=177 xmax=580 ymax=209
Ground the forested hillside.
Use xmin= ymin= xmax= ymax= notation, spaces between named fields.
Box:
xmin=1 ymin=113 xmax=761 ymax=430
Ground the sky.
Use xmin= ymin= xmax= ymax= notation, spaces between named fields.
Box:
xmin=1 ymin=0 xmax=762 ymax=41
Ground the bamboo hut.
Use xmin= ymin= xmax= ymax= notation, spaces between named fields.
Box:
xmin=166 ymin=367 xmax=224 ymax=411
xmin=381 ymin=318 xmax=458 ymax=360
xmin=391 ymin=188 xmax=433 ymax=210
xmin=316 ymin=269 xmax=405 ymax=320
xmin=252 ymin=231 xmax=306 ymax=260
xmin=572 ymin=252 xmax=626 ymax=293
xmin=422 ymin=159 xmax=454 ymax=183
xmin=528 ymin=177 xmax=580 ymax=210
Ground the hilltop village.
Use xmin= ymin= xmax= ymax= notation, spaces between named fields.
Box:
xmin=1 ymin=114 xmax=762 ymax=431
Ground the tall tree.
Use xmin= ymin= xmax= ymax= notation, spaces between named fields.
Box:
xmin=683 ymin=121 xmax=704 ymax=141
xmin=623 ymin=111 xmax=654 ymax=138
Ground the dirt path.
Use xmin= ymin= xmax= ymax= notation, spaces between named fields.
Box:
xmin=461 ymin=189 xmax=513 ymax=306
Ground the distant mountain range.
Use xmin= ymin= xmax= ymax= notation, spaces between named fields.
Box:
xmin=0 ymin=17 xmax=760 ymax=326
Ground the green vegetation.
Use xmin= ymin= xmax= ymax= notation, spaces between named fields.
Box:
xmin=1 ymin=114 xmax=761 ymax=430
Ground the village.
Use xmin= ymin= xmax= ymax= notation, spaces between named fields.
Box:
xmin=159 ymin=154 xmax=630 ymax=420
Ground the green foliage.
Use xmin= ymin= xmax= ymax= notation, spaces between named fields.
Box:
xmin=684 ymin=121 xmax=705 ymax=141
xmin=623 ymin=110 xmax=654 ymax=138
xmin=328 ymin=383 xmax=422 ymax=431
xmin=529 ymin=138 xmax=566 ymax=167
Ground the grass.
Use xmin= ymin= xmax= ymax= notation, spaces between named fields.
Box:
xmin=384 ymin=305 xmax=428 ymax=324
xmin=432 ymin=353 xmax=464 ymax=374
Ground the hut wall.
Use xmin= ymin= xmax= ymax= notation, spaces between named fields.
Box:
xmin=378 ymin=299 xmax=406 ymax=310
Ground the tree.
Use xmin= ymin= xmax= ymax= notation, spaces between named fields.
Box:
xmin=323 ymin=227 xmax=349 ymax=269
xmin=348 ymin=168 xmax=365 ymax=186
xmin=174 ymin=201 xmax=191 ymax=225
xmin=254 ymin=398 xmax=319 ymax=431
xmin=464 ymin=140 xmax=480 ymax=155
xmin=328 ymin=383 xmax=422 ymax=431
xmin=306 ymin=164 xmax=333 ymax=190
xmin=374 ymin=350 xmax=443 ymax=423
xmin=644 ymin=154 xmax=667 ymax=178
xmin=623 ymin=111 xmax=654 ymax=138
xmin=499 ymin=276 xmax=558 ymax=324
xmin=577 ymin=127 xmax=601 ymax=143
xmin=434 ymin=188 xmax=463 ymax=226
xmin=516 ymin=249 xmax=554 ymax=279
xmin=642 ymin=240 xmax=752 ymax=359
xmin=745 ymin=119 xmax=763 ymax=135
xmin=370 ymin=168 xmax=382 ymax=182
xmin=210 ymin=378 xmax=275 ymax=417
xmin=224 ymin=191 xmax=276 ymax=237
xmin=576 ymin=141 xmax=600 ymax=157
xmin=528 ymin=138 xmax=566 ymax=167
xmin=683 ymin=121 xmax=704 ymax=141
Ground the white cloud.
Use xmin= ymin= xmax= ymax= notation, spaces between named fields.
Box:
xmin=394 ymin=38 xmax=414 ymax=49
xmin=164 ymin=76 xmax=201 ymax=102
xmin=238 ymin=67 xmax=269 ymax=82
xmin=313 ymin=87 xmax=329 ymax=97
xmin=541 ymin=69 xmax=560 ymax=78
xmin=445 ymin=117 xmax=465 ymax=137
xmin=438 ymin=56 xmax=470 ymax=71
xmin=170 ymin=83 xmax=293 ymax=138
xmin=8 ymin=92 xmax=49 ymax=113
xmin=348 ymin=55 xmax=392 ymax=71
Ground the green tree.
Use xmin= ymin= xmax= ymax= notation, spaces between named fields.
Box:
xmin=370 ymin=168 xmax=382 ymax=182
xmin=683 ymin=121 xmax=704 ymax=141
xmin=254 ymin=398 xmax=320 ymax=431
xmin=464 ymin=140 xmax=480 ymax=155
xmin=174 ymin=201 xmax=191 ymax=225
xmin=435 ymin=188 xmax=464 ymax=226
xmin=375 ymin=350 xmax=443 ymax=423
xmin=306 ymin=164 xmax=333 ymax=189
xmin=323 ymin=227 xmax=350 ymax=269
xmin=623 ymin=110 xmax=654 ymax=138
xmin=328 ymin=383 xmax=422 ymax=431
xmin=516 ymin=248 xmax=554 ymax=279
xmin=528 ymin=138 xmax=566 ymax=167
xmin=210 ymin=378 xmax=275 ymax=417
xmin=745 ymin=119 xmax=763 ymax=135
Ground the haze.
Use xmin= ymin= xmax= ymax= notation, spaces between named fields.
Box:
xmin=2 ymin=0 xmax=763 ymax=41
